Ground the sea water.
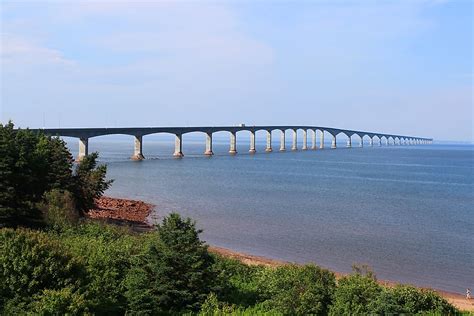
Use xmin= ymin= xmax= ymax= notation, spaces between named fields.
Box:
xmin=66 ymin=135 xmax=473 ymax=293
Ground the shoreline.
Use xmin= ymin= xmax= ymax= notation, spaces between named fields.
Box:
xmin=87 ymin=196 xmax=474 ymax=312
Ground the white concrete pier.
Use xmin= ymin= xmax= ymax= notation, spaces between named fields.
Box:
xmin=173 ymin=134 xmax=184 ymax=158
xmin=331 ymin=134 xmax=337 ymax=149
xmin=249 ymin=131 xmax=256 ymax=154
xmin=77 ymin=137 xmax=88 ymax=161
xmin=320 ymin=131 xmax=325 ymax=149
xmin=280 ymin=130 xmax=286 ymax=151
xmin=302 ymin=130 xmax=308 ymax=150
xmin=131 ymin=135 xmax=144 ymax=160
xmin=311 ymin=130 xmax=317 ymax=150
xmin=265 ymin=131 xmax=273 ymax=152
xmin=229 ymin=132 xmax=237 ymax=155
xmin=204 ymin=132 xmax=213 ymax=156
xmin=292 ymin=129 xmax=298 ymax=151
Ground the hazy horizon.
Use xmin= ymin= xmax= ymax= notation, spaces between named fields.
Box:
xmin=1 ymin=1 xmax=472 ymax=141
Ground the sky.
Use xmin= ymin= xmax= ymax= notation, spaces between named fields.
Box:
xmin=0 ymin=0 xmax=472 ymax=141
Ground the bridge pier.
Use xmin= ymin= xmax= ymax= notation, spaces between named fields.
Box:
xmin=346 ymin=136 xmax=352 ymax=148
xmin=280 ymin=130 xmax=286 ymax=151
xmin=77 ymin=137 xmax=88 ymax=162
xmin=131 ymin=135 xmax=145 ymax=160
xmin=249 ymin=131 xmax=256 ymax=154
xmin=173 ymin=134 xmax=184 ymax=158
xmin=331 ymin=134 xmax=337 ymax=149
xmin=370 ymin=137 xmax=374 ymax=147
xmin=320 ymin=131 xmax=324 ymax=149
xmin=302 ymin=130 xmax=307 ymax=150
xmin=229 ymin=132 xmax=237 ymax=155
xmin=359 ymin=136 xmax=364 ymax=147
xmin=265 ymin=131 xmax=273 ymax=152
xmin=204 ymin=132 xmax=214 ymax=156
xmin=311 ymin=130 xmax=317 ymax=149
xmin=292 ymin=129 xmax=297 ymax=151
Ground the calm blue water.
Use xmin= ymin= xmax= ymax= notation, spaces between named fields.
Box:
xmin=67 ymin=135 xmax=473 ymax=293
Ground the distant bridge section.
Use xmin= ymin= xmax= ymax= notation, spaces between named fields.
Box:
xmin=28 ymin=126 xmax=433 ymax=161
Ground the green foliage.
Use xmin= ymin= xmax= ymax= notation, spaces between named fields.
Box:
xmin=39 ymin=189 xmax=80 ymax=230
xmin=59 ymin=221 xmax=139 ymax=314
xmin=30 ymin=287 xmax=90 ymax=315
xmin=0 ymin=122 xmax=73 ymax=227
xmin=211 ymin=255 xmax=264 ymax=307
xmin=330 ymin=266 xmax=459 ymax=316
xmin=0 ymin=217 xmax=461 ymax=315
xmin=0 ymin=228 xmax=84 ymax=312
xmin=257 ymin=264 xmax=336 ymax=315
xmin=369 ymin=286 xmax=459 ymax=315
xmin=198 ymin=292 xmax=281 ymax=316
xmin=1 ymin=121 xmax=113 ymax=228
xmin=72 ymin=152 xmax=113 ymax=214
xmin=329 ymin=266 xmax=382 ymax=316
xmin=124 ymin=213 xmax=216 ymax=314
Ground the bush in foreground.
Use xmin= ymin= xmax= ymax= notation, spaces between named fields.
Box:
xmin=0 ymin=228 xmax=85 ymax=313
xmin=257 ymin=264 xmax=336 ymax=315
xmin=0 ymin=214 xmax=461 ymax=315
xmin=124 ymin=213 xmax=216 ymax=314
xmin=330 ymin=266 xmax=458 ymax=315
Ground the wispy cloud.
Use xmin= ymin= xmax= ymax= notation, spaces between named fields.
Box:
xmin=1 ymin=34 xmax=74 ymax=66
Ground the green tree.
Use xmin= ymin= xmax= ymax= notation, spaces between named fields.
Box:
xmin=1 ymin=121 xmax=112 ymax=227
xmin=124 ymin=213 xmax=216 ymax=314
xmin=1 ymin=122 xmax=43 ymax=227
xmin=72 ymin=152 xmax=113 ymax=214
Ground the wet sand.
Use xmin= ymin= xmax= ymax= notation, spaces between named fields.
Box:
xmin=87 ymin=196 xmax=474 ymax=312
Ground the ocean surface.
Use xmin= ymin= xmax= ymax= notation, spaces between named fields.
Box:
xmin=66 ymin=135 xmax=474 ymax=293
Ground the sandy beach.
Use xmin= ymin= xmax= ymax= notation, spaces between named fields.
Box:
xmin=87 ymin=196 xmax=474 ymax=312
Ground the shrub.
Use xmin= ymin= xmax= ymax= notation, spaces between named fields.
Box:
xmin=257 ymin=264 xmax=336 ymax=315
xmin=211 ymin=255 xmax=264 ymax=307
xmin=389 ymin=285 xmax=458 ymax=315
xmin=330 ymin=267 xmax=459 ymax=316
xmin=60 ymin=222 xmax=139 ymax=314
xmin=199 ymin=293 xmax=281 ymax=316
xmin=329 ymin=266 xmax=382 ymax=316
xmin=39 ymin=189 xmax=80 ymax=230
xmin=31 ymin=287 xmax=89 ymax=315
xmin=0 ymin=228 xmax=84 ymax=310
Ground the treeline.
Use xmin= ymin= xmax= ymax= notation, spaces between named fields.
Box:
xmin=0 ymin=122 xmax=461 ymax=315
xmin=0 ymin=122 xmax=111 ymax=228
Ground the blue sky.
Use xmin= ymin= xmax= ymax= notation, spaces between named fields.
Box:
xmin=1 ymin=0 xmax=472 ymax=141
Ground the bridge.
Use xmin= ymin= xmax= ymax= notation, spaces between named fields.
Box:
xmin=31 ymin=126 xmax=433 ymax=161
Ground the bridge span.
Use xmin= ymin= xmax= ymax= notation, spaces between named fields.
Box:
xmin=30 ymin=126 xmax=433 ymax=161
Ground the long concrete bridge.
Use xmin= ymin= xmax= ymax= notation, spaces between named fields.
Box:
xmin=31 ymin=126 xmax=432 ymax=161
